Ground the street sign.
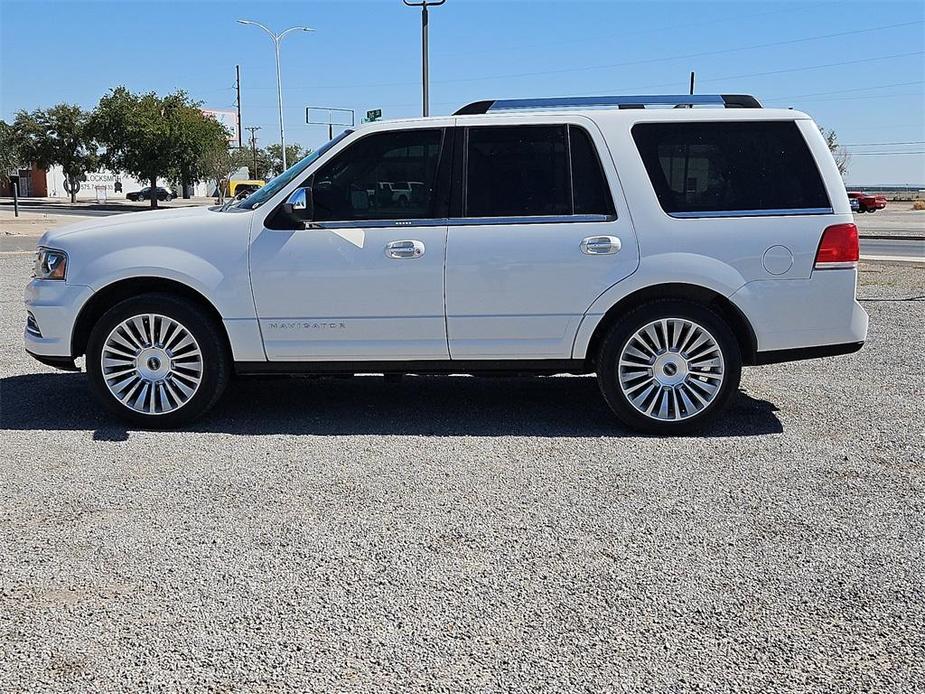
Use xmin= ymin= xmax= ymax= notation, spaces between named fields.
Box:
xmin=366 ymin=109 xmax=382 ymax=121
xmin=305 ymin=106 xmax=356 ymax=140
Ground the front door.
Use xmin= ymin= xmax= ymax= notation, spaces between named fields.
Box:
xmin=249 ymin=126 xmax=452 ymax=361
xmin=445 ymin=119 xmax=639 ymax=359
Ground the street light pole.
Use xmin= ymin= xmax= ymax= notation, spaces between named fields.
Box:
xmin=402 ymin=0 xmax=445 ymax=117
xmin=237 ymin=19 xmax=314 ymax=171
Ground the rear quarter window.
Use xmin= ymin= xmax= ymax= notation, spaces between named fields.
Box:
xmin=631 ymin=121 xmax=830 ymax=216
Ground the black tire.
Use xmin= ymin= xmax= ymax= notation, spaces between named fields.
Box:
xmin=596 ymin=300 xmax=742 ymax=435
xmin=86 ymin=293 xmax=230 ymax=429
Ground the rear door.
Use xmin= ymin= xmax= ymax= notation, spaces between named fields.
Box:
xmin=444 ymin=116 xmax=638 ymax=359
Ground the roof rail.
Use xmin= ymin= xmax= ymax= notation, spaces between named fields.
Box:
xmin=453 ymin=94 xmax=761 ymax=115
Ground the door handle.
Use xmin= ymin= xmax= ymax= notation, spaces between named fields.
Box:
xmin=580 ymin=235 xmax=622 ymax=255
xmin=385 ymin=239 xmax=425 ymax=259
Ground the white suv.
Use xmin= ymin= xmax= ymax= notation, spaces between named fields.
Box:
xmin=24 ymin=94 xmax=868 ymax=433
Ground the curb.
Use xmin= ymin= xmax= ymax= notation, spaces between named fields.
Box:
xmin=860 ymin=234 xmax=925 ymax=241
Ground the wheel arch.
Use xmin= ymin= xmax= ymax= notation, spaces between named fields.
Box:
xmin=71 ymin=276 xmax=231 ymax=358
xmin=581 ymin=283 xmax=758 ymax=367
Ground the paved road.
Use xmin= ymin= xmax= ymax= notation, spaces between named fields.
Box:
xmin=0 ymin=204 xmax=118 ymax=217
xmin=861 ymin=236 xmax=925 ymax=259
xmin=0 ymin=202 xmax=206 ymax=217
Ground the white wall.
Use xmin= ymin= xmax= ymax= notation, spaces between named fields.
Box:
xmin=45 ymin=166 xmax=212 ymax=200
xmin=46 ymin=166 xmax=157 ymax=200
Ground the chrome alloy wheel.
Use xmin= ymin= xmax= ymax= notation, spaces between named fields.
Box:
xmin=100 ymin=314 xmax=204 ymax=415
xmin=618 ymin=318 xmax=725 ymax=422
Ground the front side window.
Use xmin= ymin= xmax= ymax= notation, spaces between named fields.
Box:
xmin=311 ymin=129 xmax=444 ymax=222
xmin=236 ymin=129 xmax=352 ymax=211
xmin=632 ymin=121 xmax=830 ymax=216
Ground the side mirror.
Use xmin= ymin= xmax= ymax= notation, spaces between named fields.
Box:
xmin=280 ymin=186 xmax=313 ymax=229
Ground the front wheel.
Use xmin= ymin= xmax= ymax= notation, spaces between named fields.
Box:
xmin=86 ymin=293 xmax=230 ymax=428
xmin=596 ymin=300 xmax=742 ymax=434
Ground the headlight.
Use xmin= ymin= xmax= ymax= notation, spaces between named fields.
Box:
xmin=32 ymin=248 xmax=68 ymax=280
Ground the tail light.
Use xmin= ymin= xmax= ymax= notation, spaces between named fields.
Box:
xmin=815 ymin=223 xmax=859 ymax=269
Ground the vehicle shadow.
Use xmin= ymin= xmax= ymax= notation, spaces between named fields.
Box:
xmin=0 ymin=372 xmax=782 ymax=438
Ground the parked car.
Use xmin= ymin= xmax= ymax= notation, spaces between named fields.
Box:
xmin=228 ymin=179 xmax=265 ymax=199
xmin=849 ymin=196 xmax=860 ymax=213
xmin=126 ymin=186 xmax=175 ymax=202
xmin=25 ymin=93 xmax=867 ymax=434
xmin=390 ymin=181 xmax=427 ymax=206
xmin=847 ymin=191 xmax=887 ymax=213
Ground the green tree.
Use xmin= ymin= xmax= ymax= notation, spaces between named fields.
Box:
xmin=92 ymin=87 xmax=228 ymax=207
xmin=169 ymin=105 xmax=231 ymax=199
xmin=199 ymin=145 xmax=252 ymax=201
xmin=0 ymin=120 xmax=22 ymax=183
xmin=92 ymin=88 xmax=175 ymax=208
xmin=12 ymin=105 xmax=99 ymax=202
xmin=263 ymin=143 xmax=307 ymax=178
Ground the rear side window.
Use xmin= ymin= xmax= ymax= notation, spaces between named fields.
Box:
xmin=631 ymin=121 xmax=830 ymax=216
xmin=569 ymin=125 xmax=615 ymax=216
xmin=464 ymin=124 xmax=615 ymax=218
xmin=466 ymin=125 xmax=570 ymax=217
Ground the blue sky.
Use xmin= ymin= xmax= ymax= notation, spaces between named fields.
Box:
xmin=1 ymin=0 xmax=923 ymax=184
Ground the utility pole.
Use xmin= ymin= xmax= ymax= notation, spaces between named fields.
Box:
xmin=689 ymin=71 xmax=695 ymax=96
xmin=235 ymin=65 xmax=243 ymax=149
xmin=402 ymin=0 xmax=446 ymax=117
xmin=246 ymin=126 xmax=261 ymax=179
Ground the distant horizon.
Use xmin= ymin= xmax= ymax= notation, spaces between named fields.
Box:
xmin=843 ymin=183 xmax=925 ymax=189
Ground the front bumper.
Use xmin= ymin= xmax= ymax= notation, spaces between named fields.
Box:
xmin=25 ymin=350 xmax=79 ymax=371
xmin=23 ymin=279 xmax=93 ymax=358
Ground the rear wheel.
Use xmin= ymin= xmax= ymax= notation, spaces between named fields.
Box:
xmin=86 ymin=293 xmax=230 ymax=428
xmin=596 ymin=300 xmax=742 ymax=434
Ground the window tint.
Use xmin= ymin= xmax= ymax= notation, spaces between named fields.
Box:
xmin=466 ymin=125 xmax=570 ymax=217
xmin=569 ymin=125 xmax=615 ymax=216
xmin=310 ymin=129 xmax=443 ymax=221
xmin=632 ymin=121 xmax=830 ymax=215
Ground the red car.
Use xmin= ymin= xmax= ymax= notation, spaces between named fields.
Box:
xmin=847 ymin=191 xmax=887 ymax=213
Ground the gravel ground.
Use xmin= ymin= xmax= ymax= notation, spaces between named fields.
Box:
xmin=0 ymin=255 xmax=922 ymax=693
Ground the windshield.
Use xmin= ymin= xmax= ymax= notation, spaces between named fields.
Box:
xmin=231 ymin=129 xmax=353 ymax=210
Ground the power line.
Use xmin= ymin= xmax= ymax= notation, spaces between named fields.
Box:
xmin=489 ymin=51 xmax=924 ymax=106
xmin=425 ymin=19 xmax=925 ymax=86
xmin=774 ymin=91 xmax=923 ymax=104
xmin=770 ymin=80 xmax=925 ymax=101
xmin=431 ymin=4 xmax=817 ymax=58
xmin=231 ymin=19 xmax=925 ymax=92
xmin=842 ymin=141 xmax=925 ymax=146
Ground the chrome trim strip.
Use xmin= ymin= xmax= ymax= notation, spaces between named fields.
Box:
xmin=670 ymin=207 xmax=833 ymax=219
xmin=490 ymin=95 xmax=727 ymax=111
xmin=310 ymin=214 xmax=616 ymax=230
xmin=814 ymin=261 xmax=857 ymax=270
xmin=311 ymin=219 xmax=447 ymax=230
xmin=448 ymin=214 xmax=614 ymax=226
